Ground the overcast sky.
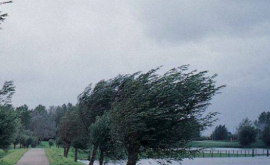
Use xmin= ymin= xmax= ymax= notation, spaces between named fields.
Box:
xmin=1 ymin=0 xmax=270 ymax=134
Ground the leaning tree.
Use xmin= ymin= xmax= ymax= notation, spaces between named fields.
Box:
xmin=109 ymin=66 xmax=224 ymax=165
xmin=0 ymin=81 xmax=18 ymax=150
xmin=0 ymin=1 xmax=12 ymax=29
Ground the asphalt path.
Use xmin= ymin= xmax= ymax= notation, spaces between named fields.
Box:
xmin=15 ymin=149 xmax=50 ymax=165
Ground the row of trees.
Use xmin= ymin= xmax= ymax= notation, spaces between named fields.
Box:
xmin=57 ymin=66 xmax=224 ymax=165
xmin=211 ymin=112 xmax=270 ymax=147
xmin=0 ymin=80 xmax=80 ymax=150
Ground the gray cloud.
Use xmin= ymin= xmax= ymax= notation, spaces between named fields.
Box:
xmin=1 ymin=0 xmax=270 ymax=134
xmin=131 ymin=0 xmax=270 ymax=43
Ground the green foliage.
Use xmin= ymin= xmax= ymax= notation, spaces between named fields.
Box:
xmin=0 ymin=107 xmax=18 ymax=149
xmin=108 ymin=66 xmax=224 ymax=164
xmin=255 ymin=111 xmax=270 ymax=130
xmin=58 ymin=107 xmax=88 ymax=157
xmin=29 ymin=105 xmax=56 ymax=140
xmin=237 ymin=118 xmax=257 ymax=147
xmin=49 ymin=139 xmax=54 ymax=148
xmin=90 ymin=112 xmax=125 ymax=160
xmin=56 ymin=137 xmax=63 ymax=147
xmin=15 ymin=105 xmax=31 ymax=129
xmin=211 ymin=125 xmax=229 ymax=140
xmin=0 ymin=96 xmax=18 ymax=150
xmin=261 ymin=124 xmax=270 ymax=146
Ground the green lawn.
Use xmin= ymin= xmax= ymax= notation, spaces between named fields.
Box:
xmin=0 ymin=149 xmax=28 ymax=165
xmin=190 ymin=140 xmax=267 ymax=148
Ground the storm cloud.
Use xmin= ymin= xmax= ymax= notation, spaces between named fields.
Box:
xmin=1 ymin=0 xmax=270 ymax=133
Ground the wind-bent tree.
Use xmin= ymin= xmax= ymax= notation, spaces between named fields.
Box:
xmin=78 ymin=76 xmax=125 ymax=165
xmin=109 ymin=66 xmax=224 ymax=165
xmin=237 ymin=118 xmax=257 ymax=146
xmin=212 ymin=125 xmax=229 ymax=140
xmin=58 ymin=106 xmax=88 ymax=158
xmin=0 ymin=81 xmax=18 ymax=150
xmin=89 ymin=112 xmax=125 ymax=165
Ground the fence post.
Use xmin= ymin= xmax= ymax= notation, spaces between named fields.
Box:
xmin=211 ymin=151 xmax=213 ymax=158
xmin=220 ymin=151 xmax=222 ymax=157
xmin=267 ymin=149 xmax=269 ymax=157
xmin=252 ymin=149 xmax=254 ymax=157
xmin=228 ymin=151 xmax=230 ymax=158
xmin=237 ymin=151 xmax=238 ymax=157
xmin=245 ymin=151 xmax=246 ymax=157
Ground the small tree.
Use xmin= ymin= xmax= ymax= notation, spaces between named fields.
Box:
xmin=56 ymin=137 xmax=63 ymax=148
xmin=0 ymin=81 xmax=18 ymax=150
xmin=58 ymin=107 xmax=88 ymax=158
xmin=49 ymin=139 xmax=54 ymax=148
xmin=212 ymin=125 xmax=228 ymax=140
xmin=237 ymin=118 xmax=257 ymax=146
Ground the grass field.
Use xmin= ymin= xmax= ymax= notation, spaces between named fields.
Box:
xmin=40 ymin=141 xmax=87 ymax=165
xmin=45 ymin=147 xmax=85 ymax=165
xmin=190 ymin=140 xmax=267 ymax=148
xmin=0 ymin=149 xmax=28 ymax=165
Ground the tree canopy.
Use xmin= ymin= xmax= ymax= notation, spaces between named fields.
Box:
xmin=237 ymin=118 xmax=256 ymax=146
xmin=212 ymin=125 xmax=229 ymax=140
xmin=109 ymin=66 xmax=224 ymax=165
xmin=0 ymin=81 xmax=18 ymax=150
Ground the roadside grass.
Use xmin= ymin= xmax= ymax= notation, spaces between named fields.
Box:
xmin=37 ymin=141 xmax=50 ymax=148
xmin=44 ymin=143 xmax=85 ymax=165
xmin=190 ymin=140 xmax=267 ymax=148
xmin=0 ymin=149 xmax=28 ymax=165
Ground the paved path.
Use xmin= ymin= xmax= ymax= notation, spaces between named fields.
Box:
xmin=16 ymin=149 xmax=50 ymax=165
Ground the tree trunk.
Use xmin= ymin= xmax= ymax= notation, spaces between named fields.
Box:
xmin=88 ymin=150 xmax=91 ymax=160
xmin=99 ymin=149 xmax=104 ymax=165
xmin=126 ymin=146 xmax=139 ymax=165
xmin=14 ymin=144 xmax=16 ymax=149
xmin=74 ymin=148 xmax=78 ymax=162
xmin=89 ymin=145 xmax=98 ymax=165
xmin=64 ymin=144 xmax=70 ymax=157
xmin=20 ymin=143 xmax=21 ymax=148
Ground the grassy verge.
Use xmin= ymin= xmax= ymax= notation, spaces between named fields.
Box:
xmin=45 ymin=147 xmax=85 ymax=165
xmin=0 ymin=149 xmax=28 ymax=165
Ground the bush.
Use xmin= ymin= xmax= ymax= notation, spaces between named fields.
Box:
xmin=49 ymin=139 xmax=54 ymax=148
